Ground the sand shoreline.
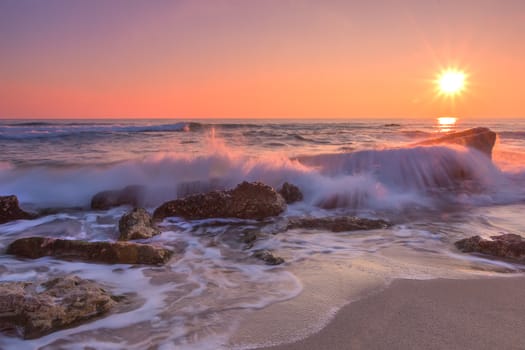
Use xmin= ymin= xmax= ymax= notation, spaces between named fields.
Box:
xmin=256 ymin=276 xmax=525 ymax=350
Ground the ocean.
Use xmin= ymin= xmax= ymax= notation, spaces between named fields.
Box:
xmin=1 ymin=118 xmax=525 ymax=349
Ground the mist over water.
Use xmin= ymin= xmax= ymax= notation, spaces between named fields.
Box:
xmin=1 ymin=118 xmax=525 ymax=349
xmin=1 ymin=118 xmax=525 ymax=211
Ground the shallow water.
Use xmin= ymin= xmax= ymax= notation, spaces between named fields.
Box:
xmin=1 ymin=118 xmax=525 ymax=349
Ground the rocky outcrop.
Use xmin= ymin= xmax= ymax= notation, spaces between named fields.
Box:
xmin=417 ymin=127 xmax=497 ymax=158
xmin=287 ymin=216 xmax=390 ymax=232
xmin=0 ymin=195 xmax=34 ymax=224
xmin=176 ymin=179 xmax=226 ymax=198
xmin=0 ymin=275 xmax=119 ymax=339
xmin=278 ymin=182 xmax=303 ymax=204
xmin=253 ymin=250 xmax=284 ymax=265
xmin=118 ymin=208 xmax=160 ymax=241
xmin=455 ymin=234 xmax=525 ymax=262
xmin=7 ymin=237 xmax=173 ymax=265
xmin=154 ymin=181 xmax=286 ymax=220
xmin=91 ymin=185 xmax=145 ymax=210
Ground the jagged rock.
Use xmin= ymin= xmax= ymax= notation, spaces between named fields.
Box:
xmin=417 ymin=127 xmax=496 ymax=158
xmin=287 ymin=216 xmax=390 ymax=232
xmin=91 ymin=185 xmax=145 ymax=210
xmin=0 ymin=275 xmax=119 ymax=339
xmin=154 ymin=181 xmax=286 ymax=220
xmin=0 ymin=195 xmax=34 ymax=224
xmin=455 ymin=234 xmax=525 ymax=262
xmin=278 ymin=182 xmax=303 ymax=204
xmin=7 ymin=237 xmax=174 ymax=265
xmin=118 ymin=208 xmax=160 ymax=241
xmin=176 ymin=179 xmax=226 ymax=198
xmin=253 ymin=250 xmax=284 ymax=265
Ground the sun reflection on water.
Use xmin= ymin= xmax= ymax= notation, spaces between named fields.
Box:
xmin=437 ymin=117 xmax=457 ymax=132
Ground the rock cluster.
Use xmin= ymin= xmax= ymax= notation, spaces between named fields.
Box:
xmin=154 ymin=181 xmax=286 ymax=220
xmin=0 ymin=195 xmax=34 ymax=224
xmin=91 ymin=185 xmax=145 ymax=210
xmin=0 ymin=275 xmax=119 ymax=339
xmin=118 ymin=208 xmax=160 ymax=241
xmin=7 ymin=237 xmax=173 ymax=265
xmin=455 ymin=234 xmax=525 ymax=262
xmin=277 ymin=182 xmax=303 ymax=204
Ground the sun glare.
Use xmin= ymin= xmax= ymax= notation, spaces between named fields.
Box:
xmin=436 ymin=69 xmax=466 ymax=96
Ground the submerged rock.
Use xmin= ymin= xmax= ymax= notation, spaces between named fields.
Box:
xmin=0 ymin=195 xmax=35 ymax=224
xmin=253 ymin=250 xmax=285 ymax=265
xmin=7 ymin=237 xmax=174 ymax=265
xmin=118 ymin=208 xmax=160 ymax=241
xmin=91 ymin=185 xmax=145 ymax=210
xmin=278 ymin=182 xmax=303 ymax=204
xmin=417 ymin=127 xmax=497 ymax=158
xmin=154 ymin=181 xmax=286 ymax=220
xmin=287 ymin=216 xmax=390 ymax=232
xmin=455 ymin=234 xmax=525 ymax=262
xmin=0 ymin=275 xmax=119 ymax=339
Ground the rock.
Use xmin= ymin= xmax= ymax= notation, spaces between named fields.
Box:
xmin=7 ymin=237 xmax=174 ymax=265
xmin=417 ymin=127 xmax=496 ymax=158
xmin=91 ymin=185 xmax=145 ymax=210
xmin=118 ymin=208 xmax=160 ymax=241
xmin=315 ymin=191 xmax=369 ymax=210
xmin=0 ymin=195 xmax=35 ymax=224
xmin=0 ymin=275 xmax=119 ymax=339
xmin=455 ymin=234 xmax=525 ymax=262
xmin=253 ymin=250 xmax=284 ymax=265
xmin=176 ymin=179 xmax=226 ymax=198
xmin=154 ymin=181 xmax=286 ymax=220
xmin=287 ymin=216 xmax=390 ymax=232
xmin=278 ymin=182 xmax=303 ymax=204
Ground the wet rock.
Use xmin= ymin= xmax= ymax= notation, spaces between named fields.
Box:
xmin=253 ymin=250 xmax=284 ymax=265
xmin=240 ymin=230 xmax=258 ymax=249
xmin=315 ymin=191 xmax=369 ymax=210
xmin=91 ymin=185 xmax=145 ymax=210
xmin=176 ymin=179 xmax=227 ymax=198
xmin=287 ymin=216 xmax=390 ymax=232
xmin=7 ymin=237 xmax=174 ymax=265
xmin=154 ymin=181 xmax=286 ymax=220
xmin=0 ymin=195 xmax=35 ymax=224
xmin=417 ymin=127 xmax=497 ymax=158
xmin=241 ymin=231 xmax=258 ymax=244
xmin=118 ymin=208 xmax=160 ymax=241
xmin=455 ymin=234 xmax=525 ymax=262
xmin=278 ymin=182 xmax=303 ymax=204
xmin=0 ymin=275 xmax=119 ymax=339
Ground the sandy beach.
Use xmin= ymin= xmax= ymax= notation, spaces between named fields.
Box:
xmin=259 ymin=276 xmax=525 ymax=350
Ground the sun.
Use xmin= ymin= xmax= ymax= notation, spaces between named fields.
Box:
xmin=436 ymin=69 xmax=467 ymax=96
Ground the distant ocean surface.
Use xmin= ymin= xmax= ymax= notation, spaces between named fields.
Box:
xmin=1 ymin=118 xmax=525 ymax=349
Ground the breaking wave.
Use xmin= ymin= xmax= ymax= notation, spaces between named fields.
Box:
xmin=1 ymin=138 xmax=524 ymax=213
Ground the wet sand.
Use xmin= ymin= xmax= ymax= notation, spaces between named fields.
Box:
xmin=258 ymin=277 xmax=525 ymax=350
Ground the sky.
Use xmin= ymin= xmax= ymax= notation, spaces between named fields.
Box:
xmin=0 ymin=0 xmax=524 ymax=119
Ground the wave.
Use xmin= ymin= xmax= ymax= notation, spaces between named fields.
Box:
xmin=1 ymin=139 xmax=524 ymax=213
xmin=401 ymin=130 xmax=432 ymax=138
xmin=6 ymin=121 xmax=57 ymax=126
xmin=292 ymin=134 xmax=331 ymax=144
xmin=499 ymin=131 xmax=525 ymax=140
xmin=0 ymin=122 xmax=205 ymax=140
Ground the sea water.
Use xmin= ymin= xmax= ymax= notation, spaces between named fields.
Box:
xmin=1 ymin=118 xmax=525 ymax=349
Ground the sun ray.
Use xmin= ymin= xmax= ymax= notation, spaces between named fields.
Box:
xmin=436 ymin=69 xmax=467 ymax=96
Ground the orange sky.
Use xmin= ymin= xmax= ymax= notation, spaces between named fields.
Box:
xmin=0 ymin=0 xmax=524 ymax=119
